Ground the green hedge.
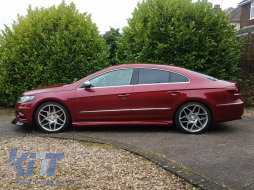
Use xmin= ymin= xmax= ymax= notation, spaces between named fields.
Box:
xmin=116 ymin=0 xmax=242 ymax=79
xmin=235 ymin=33 xmax=254 ymax=107
xmin=0 ymin=2 xmax=109 ymax=106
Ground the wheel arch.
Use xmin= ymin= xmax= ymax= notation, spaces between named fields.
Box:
xmin=172 ymin=99 xmax=214 ymax=125
xmin=32 ymin=100 xmax=72 ymax=125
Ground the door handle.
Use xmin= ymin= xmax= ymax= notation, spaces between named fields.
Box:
xmin=118 ymin=94 xmax=130 ymax=97
xmin=168 ymin=91 xmax=180 ymax=95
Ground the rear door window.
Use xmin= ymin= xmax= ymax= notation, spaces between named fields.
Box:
xmin=138 ymin=69 xmax=170 ymax=84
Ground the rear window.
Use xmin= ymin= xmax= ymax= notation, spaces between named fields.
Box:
xmin=187 ymin=70 xmax=218 ymax=81
xmin=171 ymin=72 xmax=189 ymax=82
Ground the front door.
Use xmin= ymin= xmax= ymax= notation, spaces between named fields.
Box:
xmin=75 ymin=69 xmax=134 ymax=122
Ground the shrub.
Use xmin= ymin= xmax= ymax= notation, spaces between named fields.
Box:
xmin=235 ymin=32 xmax=254 ymax=107
xmin=116 ymin=0 xmax=242 ymax=79
xmin=0 ymin=1 xmax=109 ymax=106
xmin=102 ymin=27 xmax=122 ymax=65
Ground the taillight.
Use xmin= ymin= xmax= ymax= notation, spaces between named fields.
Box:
xmin=225 ymin=86 xmax=240 ymax=95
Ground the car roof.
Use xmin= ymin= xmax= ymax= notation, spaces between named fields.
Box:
xmin=106 ymin=63 xmax=186 ymax=72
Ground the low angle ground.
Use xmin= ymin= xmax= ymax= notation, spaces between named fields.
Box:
xmin=0 ymin=136 xmax=196 ymax=190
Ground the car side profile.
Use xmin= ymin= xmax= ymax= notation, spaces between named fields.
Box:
xmin=12 ymin=64 xmax=244 ymax=134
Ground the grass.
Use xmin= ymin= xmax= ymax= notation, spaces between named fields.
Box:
xmin=0 ymin=107 xmax=14 ymax=115
xmin=78 ymin=141 xmax=116 ymax=150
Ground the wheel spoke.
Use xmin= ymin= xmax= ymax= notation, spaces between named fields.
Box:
xmin=55 ymin=110 xmax=62 ymax=114
xmin=57 ymin=113 xmax=64 ymax=118
xmin=57 ymin=117 xmax=64 ymax=123
xmin=195 ymin=123 xmax=201 ymax=129
xmin=180 ymin=115 xmax=187 ymax=120
xmin=43 ymin=121 xmax=50 ymax=126
xmin=192 ymin=106 xmax=196 ymax=113
xmin=197 ymin=106 xmax=200 ymax=114
xmin=191 ymin=123 xmax=195 ymax=130
xmin=198 ymin=120 xmax=204 ymax=127
xmin=39 ymin=113 xmax=47 ymax=118
xmin=183 ymin=110 xmax=188 ymax=116
xmin=54 ymin=122 xmax=56 ymax=130
xmin=185 ymin=108 xmax=192 ymax=113
xmin=39 ymin=117 xmax=47 ymax=124
xmin=41 ymin=110 xmax=49 ymax=114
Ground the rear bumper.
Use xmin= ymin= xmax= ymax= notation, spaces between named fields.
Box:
xmin=213 ymin=101 xmax=244 ymax=123
xmin=12 ymin=119 xmax=31 ymax=127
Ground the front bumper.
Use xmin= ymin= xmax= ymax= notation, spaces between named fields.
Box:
xmin=12 ymin=119 xmax=31 ymax=127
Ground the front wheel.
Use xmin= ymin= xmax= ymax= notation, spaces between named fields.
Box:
xmin=35 ymin=101 xmax=71 ymax=133
xmin=174 ymin=102 xmax=211 ymax=134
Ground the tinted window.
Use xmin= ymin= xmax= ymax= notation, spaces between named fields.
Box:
xmin=170 ymin=72 xmax=189 ymax=83
xmin=138 ymin=69 xmax=170 ymax=84
xmin=90 ymin=69 xmax=133 ymax=87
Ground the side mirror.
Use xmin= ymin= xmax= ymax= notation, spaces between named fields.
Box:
xmin=83 ymin=81 xmax=91 ymax=89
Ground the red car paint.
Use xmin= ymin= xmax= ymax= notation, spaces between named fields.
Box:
xmin=14 ymin=64 xmax=244 ymax=127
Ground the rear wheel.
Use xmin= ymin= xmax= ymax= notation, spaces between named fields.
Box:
xmin=175 ymin=102 xmax=211 ymax=134
xmin=35 ymin=101 xmax=70 ymax=133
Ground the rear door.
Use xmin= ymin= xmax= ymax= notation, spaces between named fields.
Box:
xmin=131 ymin=68 xmax=189 ymax=121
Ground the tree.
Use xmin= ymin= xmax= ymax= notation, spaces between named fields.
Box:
xmin=102 ymin=27 xmax=122 ymax=65
xmin=116 ymin=0 xmax=242 ymax=79
xmin=0 ymin=1 xmax=109 ymax=106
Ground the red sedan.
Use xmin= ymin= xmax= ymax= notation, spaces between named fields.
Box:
xmin=12 ymin=64 xmax=244 ymax=134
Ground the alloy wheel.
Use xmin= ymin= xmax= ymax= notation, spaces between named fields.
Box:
xmin=38 ymin=104 xmax=66 ymax=132
xmin=179 ymin=104 xmax=208 ymax=133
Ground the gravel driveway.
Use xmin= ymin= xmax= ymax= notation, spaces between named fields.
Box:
xmin=0 ymin=136 xmax=193 ymax=189
xmin=1 ymin=114 xmax=254 ymax=189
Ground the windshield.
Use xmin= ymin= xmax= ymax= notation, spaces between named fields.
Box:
xmin=187 ymin=70 xmax=218 ymax=81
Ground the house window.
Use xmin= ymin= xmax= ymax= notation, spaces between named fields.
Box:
xmin=251 ymin=2 xmax=254 ymax=19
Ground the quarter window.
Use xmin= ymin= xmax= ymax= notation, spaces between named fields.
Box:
xmin=138 ymin=69 xmax=170 ymax=84
xmin=89 ymin=69 xmax=134 ymax=87
xmin=170 ymin=72 xmax=189 ymax=83
xmin=251 ymin=2 xmax=254 ymax=19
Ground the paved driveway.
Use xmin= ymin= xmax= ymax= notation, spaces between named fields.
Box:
xmin=1 ymin=115 xmax=254 ymax=190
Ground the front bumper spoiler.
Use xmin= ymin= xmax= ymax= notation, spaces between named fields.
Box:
xmin=12 ymin=119 xmax=31 ymax=127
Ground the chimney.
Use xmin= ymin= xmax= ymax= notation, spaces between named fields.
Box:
xmin=214 ymin=4 xmax=221 ymax=9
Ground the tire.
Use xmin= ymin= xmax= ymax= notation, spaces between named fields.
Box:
xmin=174 ymin=102 xmax=211 ymax=134
xmin=35 ymin=101 xmax=71 ymax=133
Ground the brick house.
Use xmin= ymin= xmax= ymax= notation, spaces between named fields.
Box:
xmin=238 ymin=0 xmax=254 ymax=35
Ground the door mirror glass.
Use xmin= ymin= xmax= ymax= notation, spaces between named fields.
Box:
xmin=83 ymin=81 xmax=91 ymax=88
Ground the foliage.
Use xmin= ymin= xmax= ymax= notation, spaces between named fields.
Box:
xmin=102 ymin=27 xmax=122 ymax=65
xmin=0 ymin=1 xmax=109 ymax=106
xmin=116 ymin=0 xmax=242 ymax=79
xmin=235 ymin=33 xmax=254 ymax=107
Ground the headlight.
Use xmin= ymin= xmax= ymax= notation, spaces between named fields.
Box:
xmin=17 ymin=96 xmax=35 ymax=103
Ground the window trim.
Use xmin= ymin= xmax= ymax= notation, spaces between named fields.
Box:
xmin=251 ymin=2 xmax=254 ymax=20
xmin=77 ymin=67 xmax=190 ymax=89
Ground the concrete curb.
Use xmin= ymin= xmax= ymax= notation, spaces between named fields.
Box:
xmin=1 ymin=132 xmax=228 ymax=190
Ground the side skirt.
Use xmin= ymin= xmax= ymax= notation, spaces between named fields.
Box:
xmin=72 ymin=121 xmax=173 ymax=127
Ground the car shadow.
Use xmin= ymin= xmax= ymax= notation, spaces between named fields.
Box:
xmin=62 ymin=122 xmax=236 ymax=135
